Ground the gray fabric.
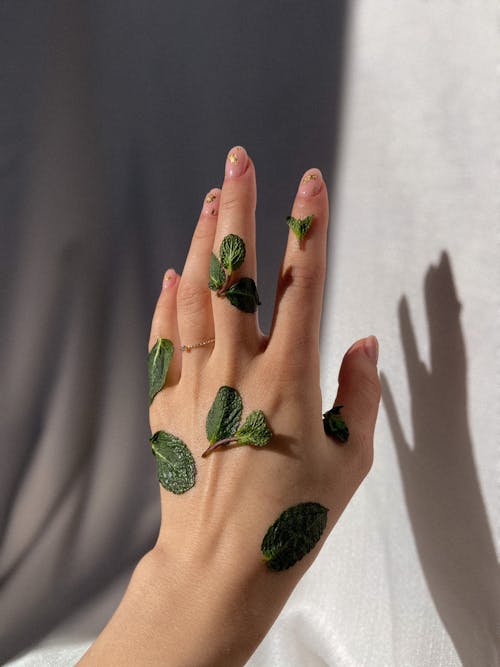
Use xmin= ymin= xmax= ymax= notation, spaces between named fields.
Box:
xmin=0 ymin=1 xmax=346 ymax=662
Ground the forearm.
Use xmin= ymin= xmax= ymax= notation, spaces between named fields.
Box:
xmin=77 ymin=546 xmax=294 ymax=667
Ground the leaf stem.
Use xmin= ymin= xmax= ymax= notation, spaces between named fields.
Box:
xmin=201 ymin=436 xmax=238 ymax=457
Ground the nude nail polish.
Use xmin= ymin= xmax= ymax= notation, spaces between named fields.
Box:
xmin=163 ymin=269 xmax=177 ymax=290
xmin=225 ymin=145 xmax=248 ymax=178
xmin=202 ymin=189 xmax=220 ymax=216
xmin=298 ymin=168 xmax=323 ymax=197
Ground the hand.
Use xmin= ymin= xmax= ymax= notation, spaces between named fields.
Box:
xmin=79 ymin=145 xmax=381 ymax=667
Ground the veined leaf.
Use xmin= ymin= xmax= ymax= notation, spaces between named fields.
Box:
xmin=148 ymin=338 xmax=174 ymax=405
xmin=286 ymin=214 xmax=313 ymax=243
xmin=219 ymin=233 xmax=246 ymax=273
xmin=235 ymin=410 xmax=272 ymax=447
xmin=323 ymin=405 xmax=349 ymax=443
xmin=205 ymin=386 xmax=243 ymax=445
xmin=225 ymin=277 xmax=261 ymax=313
xmin=150 ymin=431 xmax=196 ymax=494
xmin=208 ymin=252 xmax=226 ymax=291
xmin=261 ymin=502 xmax=328 ymax=571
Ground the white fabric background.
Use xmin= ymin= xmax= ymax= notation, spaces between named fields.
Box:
xmin=4 ymin=1 xmax=499 ymax=665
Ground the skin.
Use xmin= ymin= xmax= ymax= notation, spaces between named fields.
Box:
xmin=78 ymin=146 xmax=381 ymax=667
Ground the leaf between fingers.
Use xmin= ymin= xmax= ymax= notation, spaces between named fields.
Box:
xmin=208 ymin=253 xmax=226 ymax=291
xmin=225 ymin=277 xmax=261 ymax=313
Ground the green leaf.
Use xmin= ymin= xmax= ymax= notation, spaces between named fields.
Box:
xmin=150 ymin=431 xmax=196 ymax=494
xmin=323 ymin=405 xmax=349 ymax=443
xmin=235 ymin=410 xmax=272 ymax=447
xmin=261 ymin=502 xmax=329 ymax=571
xmin=205 ymin=386 xmax=243 ymax=445
xmin=148 ymin=338 xmax=174 ymax=405
xmin=286 ymin=214 xmax=313 ymax=242
xmin=219 ymin=233 xmax=246 ymax=273
xmin=225 ymin=277 xmax=261 ymax=313
xmin=208 ymin=252 xmax=226 ymax=291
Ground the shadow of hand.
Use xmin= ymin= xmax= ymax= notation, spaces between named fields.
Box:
xmin=381 ymin=251 xmax=500 ymax=666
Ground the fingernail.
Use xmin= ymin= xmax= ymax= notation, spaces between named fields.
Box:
xmin=202 ymin=188 xmax=220 ymax=216
xmin=162 ymin=269 xmax=177 ymax=290
xmin=225 ymin=145 xmax=248 ymax=178
xmin=364 ymin=335 xmax=379 ymax=364
xmin=298 ymin=168 xmax=323 ymax=197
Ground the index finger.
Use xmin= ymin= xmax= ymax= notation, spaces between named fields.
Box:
xmin=268 ymin=168 xmax=329 ymax=361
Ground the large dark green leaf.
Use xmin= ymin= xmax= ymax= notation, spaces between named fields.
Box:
xmin=323 ymin=405 xmax=349 ymax=443
xmin=219 ymin=233 xmax=246 ymax=273
xmin=205 ymin=386 xmax=243 ymax=444
xmin=261 ymin=502 xmax=328 ymax=571
xmin=208 ymin=252 xmax=226 ymax=291
xmin=148 ymin=338 xmax=174 ymax=405
xmin=225 ymin=278 xmax=261 ymax=313
xmin=150 ymin=431 xmax=196 ymax=494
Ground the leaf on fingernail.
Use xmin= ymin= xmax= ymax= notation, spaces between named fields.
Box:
xmin=225 ymin=277 xmax=261 ymax=313
xmin=150 ymin=431 xmax=196 ymax=494
xmin=206 ymin=386 xmax=243 ymax=445
xmin=220 ymin=233 xmax=246 ymax=273
xmin=234 ymin=410 xmax=272 ymax=447
xmin=323 ymin=405 xmax=349 ymax=443
xmin=208 ymin=252 xmax=226 ymax=291
xmin=286 ymin=214 xmax=313 ymax=243
xmin=148 ymin=337 xmax=174 ymax=405
xmin=261 ymin=502 xmax=329 ymax=571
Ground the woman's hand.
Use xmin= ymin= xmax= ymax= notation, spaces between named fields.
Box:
xmin=79 ymin=146 xmax=381 ymax=667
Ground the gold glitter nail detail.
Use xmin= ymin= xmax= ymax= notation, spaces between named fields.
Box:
xmin=228 ymin=152 xmax=238 ymax=164
xmin=303 ymin=173 xmax=318 ymax=183
xmin=205 ymin=193 xmax=217 ymax=203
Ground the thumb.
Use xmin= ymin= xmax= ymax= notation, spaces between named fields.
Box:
xmin=332 ymin=335 xmax=381 ymax=472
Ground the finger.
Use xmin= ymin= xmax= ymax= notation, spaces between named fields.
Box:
xmin=211 ymin=145 xmax=260 ymax=356
xmin=332 ymin=336 xmax=381 ymax=472
xmin=148 ymin=269 xmax=181 ymax=386
xmin=268 ymin=168 xmax=328 ymax=363
xmin=176 ymin=188 xmax=220 ymax=366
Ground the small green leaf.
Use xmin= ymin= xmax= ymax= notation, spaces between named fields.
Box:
xmin=208 ymin=252 xmax=226 ymax=291
xmin=261 ymin=502 xmax=329 ymax=571
xmin=286 ymin=214 xmax=313 ymax=242
xmin=225 ymin=277 xmax=261 ymax=313
xmin=323 ymin=405 xmax=349 ymax=443
xmin=235 ymin=410 xmax=272 ymax=447
xmin=148 ymin=338 xmax=174 ymax=405
xmin=206 ymin=386 xmax=243 ymax=445
xmin=150 ymin=431 xmax=196 ymax=494
xmin=219 ymin=233 xmax=246 ymax=273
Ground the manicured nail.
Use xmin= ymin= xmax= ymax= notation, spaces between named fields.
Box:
xmin=225 ymin=145 xmax=248 ymax=178
xmin=162 ymin=269 xmax=177 ymax=290
xmin=298 ymin=168 xmax=323 ymax=197
xmin=363 ymin=335 xmax=379 ymax=364
xmin=202 ymin=188 xmax=220 ymax=216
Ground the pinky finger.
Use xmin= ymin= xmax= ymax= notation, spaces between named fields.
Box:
xmin=148 ymin=269 xmax=182 ymax=387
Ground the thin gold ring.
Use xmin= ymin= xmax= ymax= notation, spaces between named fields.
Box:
xmin=180 ymin=337 xmax=215 ymax=352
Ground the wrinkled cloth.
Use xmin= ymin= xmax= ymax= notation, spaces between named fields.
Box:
xmin=2 ymin=1 xmax=499 ymax=665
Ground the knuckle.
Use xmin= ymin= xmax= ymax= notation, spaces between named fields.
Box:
xmin=177 ymin=281 xmax=209 ymax=316
xmin=288 ymin=263 xmax=324 ymax=293
xmin=192 ymin=222 xmax=215 ymax=244
xmin=220 ymin=196 xmax=243 ymax=216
